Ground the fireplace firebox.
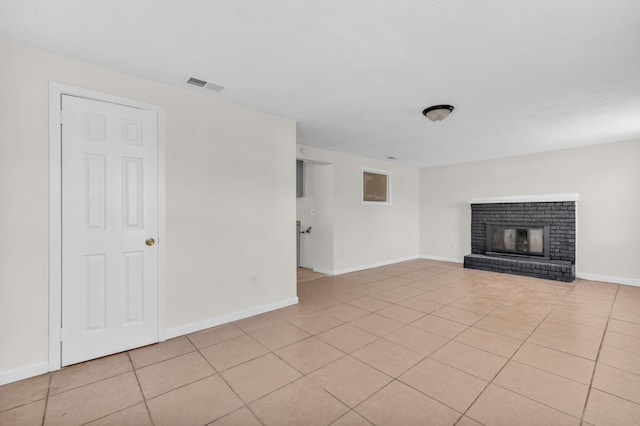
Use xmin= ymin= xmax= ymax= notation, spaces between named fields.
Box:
xmin=486 ymin=224 xmax=550 ymax=258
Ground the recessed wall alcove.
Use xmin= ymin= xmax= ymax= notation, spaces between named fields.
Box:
xmin=464 ymin=194 xmax=578 ymax=282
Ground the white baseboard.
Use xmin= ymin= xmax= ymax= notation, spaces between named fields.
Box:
xmin=312 ymin=267 xmax=334 ymax=275
xmin=0 ymin=361 xmax=49 ymax=386
xmin=165 ymin=297 xmax=299 ymax=339
xmin=576 ymin=273 xmax=640 ymax=287
xmin=0 ymin=298 xmax=299 ymax=385
xmin=419 ymin=254 xmax=464 ymax=264
xmin=331 ymin=255 xmax=419 ymax=276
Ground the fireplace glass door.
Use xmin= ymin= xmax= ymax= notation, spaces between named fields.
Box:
xmin=487 ymin=224 xmax=548 ymax=257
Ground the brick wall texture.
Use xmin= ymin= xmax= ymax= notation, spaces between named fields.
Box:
xmin=464 ymin=202 xmax=576 ymax=282
xmin=470 ymin=202 xmax=576 ymax=262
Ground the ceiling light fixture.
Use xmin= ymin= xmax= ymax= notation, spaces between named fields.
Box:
xmin=422 ymin=105 xmax=454 ymax=122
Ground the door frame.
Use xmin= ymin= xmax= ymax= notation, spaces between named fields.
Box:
xmin=48 ymin=82 xmax=166 ymax=371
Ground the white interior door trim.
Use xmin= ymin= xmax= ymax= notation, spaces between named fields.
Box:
xmin=48 ymin=82 xmax=166 ymax=371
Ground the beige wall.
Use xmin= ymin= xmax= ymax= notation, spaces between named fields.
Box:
xmin=0 ymin=38 xmax=296 ymax=379
xmin=2 ymin=35 xmax=638 ymax=384
xmin=419 ymin=139 xmax=640 ymax=283
xmin=297 ymin=145 xmax=420 ymax=274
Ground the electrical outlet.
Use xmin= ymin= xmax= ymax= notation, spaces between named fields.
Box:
xmin=250 ymin=275 xmax=257 ymax=286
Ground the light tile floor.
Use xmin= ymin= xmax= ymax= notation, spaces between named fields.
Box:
xmin=2 ymin=260 xmax=640 ymax=425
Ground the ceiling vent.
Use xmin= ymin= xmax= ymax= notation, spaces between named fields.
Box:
xmin=186 ymin=76 xmax=225 ymax=92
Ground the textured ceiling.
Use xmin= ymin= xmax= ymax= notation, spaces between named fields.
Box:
xmin=2 ymin=0 xmax=639 ymax=167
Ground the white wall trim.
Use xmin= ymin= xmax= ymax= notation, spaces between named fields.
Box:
xmin=48 ymin=82 xmax=166 ymax=372
xmin=316 ymin=255 xmax=464 ymax=276
xmin=577 ymin=273 xmax=640 ymax=287
xmin=48 ymin=83 xmax=63 ymax=372
xmin=468 ymin=193 xmax=580 ymax=204
xmin=312 ymin=267 xmax=334 ymax=275
xmin=165 ymin=297 xmax=299 ymax=339
xmin=0 ymin=362 xmax=49 ymax=386
xmin=419 ymin=255 xmax=464 ymax=264
xmin=331 ymin=255 xmax=418 ymax=276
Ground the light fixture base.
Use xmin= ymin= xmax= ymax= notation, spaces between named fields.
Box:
xmin=422 ymin=105 xmax=454 ymax=122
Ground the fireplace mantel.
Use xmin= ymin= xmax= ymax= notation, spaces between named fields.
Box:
xmin=468 ymin=193 xmax=579 ymax=204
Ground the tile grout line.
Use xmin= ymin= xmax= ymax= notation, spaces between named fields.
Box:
xmin=130 ymin=337 xmax=198 ymax=370
xmin=459 ymin=278 xmax=621 ymax=423
xmin=195 ymin=345 xmax=253 ymax=424
xmin=128 ymin=351 xmax=154 ymax=425
xmin=361 ymin=277 xmax=538 ymax=423
xmin=454 ymin=278 xmax=577 ymax=423
xmin=195 ymin=334 xmax=273 ymax=425
xmin=273 ymin=273 xmax=462 ymax=422
xmin=579 ymin=282 xmax=620 ymax=424
xmin=72 ymin=367 xmax=150 ymax=423
xmin=40 ymin=373 xmax=52 ymax=426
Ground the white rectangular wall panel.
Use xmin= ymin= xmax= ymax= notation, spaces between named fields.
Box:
xmin=122 ymin=119 xmax=143 ymax=146
xmin=83 ymin=254 xmax=106 ymax=332
xmin=122 ymin=157 xmax=143 ymax=229
xmin=124 ymin=251 xmax=144 ymax=324
xmin=84 ymin=154 xmax=106 ymax=230
xmin=82 ymin=112 xmax=105 ymax=141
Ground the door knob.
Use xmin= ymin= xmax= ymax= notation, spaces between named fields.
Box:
xmin=145 ymin=238 xmax=155 ymax=246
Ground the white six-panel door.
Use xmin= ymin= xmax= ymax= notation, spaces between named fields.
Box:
xmin=61 ymin=94 xmax=159 ymax=366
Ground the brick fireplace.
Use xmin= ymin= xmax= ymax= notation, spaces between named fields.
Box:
xmin=463 ymin=194 xmax=577 ymax=282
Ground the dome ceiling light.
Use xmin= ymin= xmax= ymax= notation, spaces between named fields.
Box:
xmin=422 ymin=105 xmax=454 ymax=122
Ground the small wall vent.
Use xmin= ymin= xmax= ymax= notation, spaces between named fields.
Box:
xmin=186 ymin=77 xmax=207 ymax=87
xmin=186 ymin=76 xmax=225 ymax=92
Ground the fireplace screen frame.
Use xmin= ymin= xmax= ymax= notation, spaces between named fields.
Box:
xmin=486 ymin=223 xmax=551 ymax=259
